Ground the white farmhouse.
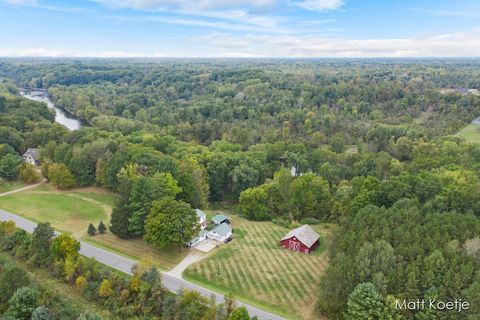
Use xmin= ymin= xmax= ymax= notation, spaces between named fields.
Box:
xmin=22 ymin=148 xmax=40 ymax=165
xmin=207 ymin=223 xmax=232 ymax=243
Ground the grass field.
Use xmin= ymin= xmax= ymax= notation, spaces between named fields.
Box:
xmin=184 ymin=214 xmax=335 ymax=320
xmin=0 ymin=183 xmax=188 ymax=270
xmin=0 ymin=180 xmax=28 ymax=193
xmin=0 ymin=185 xmax=110 ymax=236
xmin=85 ymin=233 xmax=188 ymax=271
xmin=456 ymin=123 xmax=480 ymax=143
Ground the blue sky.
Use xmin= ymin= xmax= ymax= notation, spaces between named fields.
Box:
xmin=1 ymin=0 xmax=479 ymax=57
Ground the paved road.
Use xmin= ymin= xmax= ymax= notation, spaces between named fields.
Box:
xmin=0 ymin=207 xmax=285 ymax=320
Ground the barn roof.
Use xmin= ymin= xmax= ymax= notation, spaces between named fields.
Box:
xmin=281 ymin=225 xmax=320 ymax=248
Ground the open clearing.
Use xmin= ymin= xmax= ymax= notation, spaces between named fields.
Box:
xmin=0 ymin=183 xmax=188 ymax=270
xmin=184 ymin=214 xmax=335 ymax=320
xmin=0 ymin=184 xmax=110 ymax=236
xmin=455 ymin=123 xmax=480 ymax=143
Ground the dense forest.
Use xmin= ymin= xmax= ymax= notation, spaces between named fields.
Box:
xmin=1 ymin=59 xmax=480 ymax=319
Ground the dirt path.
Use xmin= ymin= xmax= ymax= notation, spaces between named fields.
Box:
xmin=0 ymin=179 xmax=46 ymax=197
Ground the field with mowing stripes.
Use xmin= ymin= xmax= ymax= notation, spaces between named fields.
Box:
xmin=184 ymin=214 xmax=335 ymax=320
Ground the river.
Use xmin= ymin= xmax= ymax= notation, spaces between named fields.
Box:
xmin=20 ymin=89 xmax=81 ymax=131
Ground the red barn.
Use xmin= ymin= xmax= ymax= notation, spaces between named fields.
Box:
xmin=280 ymin=225 xmax=320 ymax=254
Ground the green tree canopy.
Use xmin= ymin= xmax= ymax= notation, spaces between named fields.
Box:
xmin=144 ymin=198 xmax=197 ymax=248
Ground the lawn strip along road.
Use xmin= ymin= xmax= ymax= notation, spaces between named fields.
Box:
xmin=0 ymin=208 xmax=284 ymax=320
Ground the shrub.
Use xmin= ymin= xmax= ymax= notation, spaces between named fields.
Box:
xmin=47 ymin=163 xmax=75 ymax=189
xmin=272 ymin=218 xmax=290 ymax=228
xmin=19 ymin=163 xmax=41 ymax=184
xmin=299 ymin=217 xmax=321 ymax=225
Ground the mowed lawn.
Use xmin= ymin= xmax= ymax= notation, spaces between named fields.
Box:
xmin=0 ymin=183 xmax=188 ymax=270
xmin=184 ymin=215 xmax=335 ymax=320
xmin=86 ymin=233 xmax=188 ymax=271
xmin=0 ymin=184 xmax=111 ymax=236
xmin=456 ymin=123 xmax=480 ymax=143
xmin=0 ymin=180 xmax=28 ymax=193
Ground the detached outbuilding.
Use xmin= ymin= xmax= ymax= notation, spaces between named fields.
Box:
xmin=212 ymin=213 xmax=229 ymax=225
xmin=280 ymin=225 xmax=320 ymax=254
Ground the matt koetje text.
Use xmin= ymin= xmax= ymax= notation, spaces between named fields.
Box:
xmin=396 ymin=299 xmax=469 ymax=313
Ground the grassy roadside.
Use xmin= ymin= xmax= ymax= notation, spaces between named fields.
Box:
xmin=0 ymin=183 xmax=188 ymax=271
xmin=84 ymin=232 xmax=188 ymax=271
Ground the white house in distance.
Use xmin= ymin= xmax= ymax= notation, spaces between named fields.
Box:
xmin=22 ymin=148 xmax=40 ymax=165
xmin=208 ymin=223 xmax=232 ymax=242
xmin=195 ymin=209 xmax=207 ymax=230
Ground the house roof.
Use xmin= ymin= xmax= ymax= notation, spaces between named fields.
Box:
xmin=195 ymin=209 xmax=206 ymax=219
xmin=281 ymin=225 xmax=320 ymax=248
xmin=212 ymin=213 xmax=229 ymax=224
xmin=210 ymin=222 xmax=232 ymax=237
xmin=23 ymin=148 xmax=39 ymax=160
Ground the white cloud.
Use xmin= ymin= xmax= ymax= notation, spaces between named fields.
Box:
xmin=0 ymin=48 xmax=167 ymax=58
xmin=3 ymin=29 xmax=480 ymax=58
xmin=296 ymin=0 xmax=344 ymax=11
xmin=194 ymin=29 xmax=480 ymax=58
xmin=4 ymin=0 xmax=36 ymax=4
xmin=92 ymin=0 xmax=275 ymax=11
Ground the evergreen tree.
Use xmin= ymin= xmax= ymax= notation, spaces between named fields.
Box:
xmin=87 ymin=223 xmax=97 ymax=236
xmin=127 ymin=176 xmax=156 ymax=236
xmin=4 ymin=286 xmax=39 ymax=320
xmin=0 ymin=153 xmax=22 ymax=180
xmin=0 ymin=265 xmax=30 ymax=303
xmin=110 ymin=198 xmax=131 ymax=238
xmin=31 ymin=222 xmax=55 ymax=262
xmin=98 ymin=221 xmax=106 ymax=234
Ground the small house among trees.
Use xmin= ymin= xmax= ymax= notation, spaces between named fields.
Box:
xmin=22 ymin=148 xmax=40 ymax=165
xmin=280 ymin=225 xmax=320 ymax=254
